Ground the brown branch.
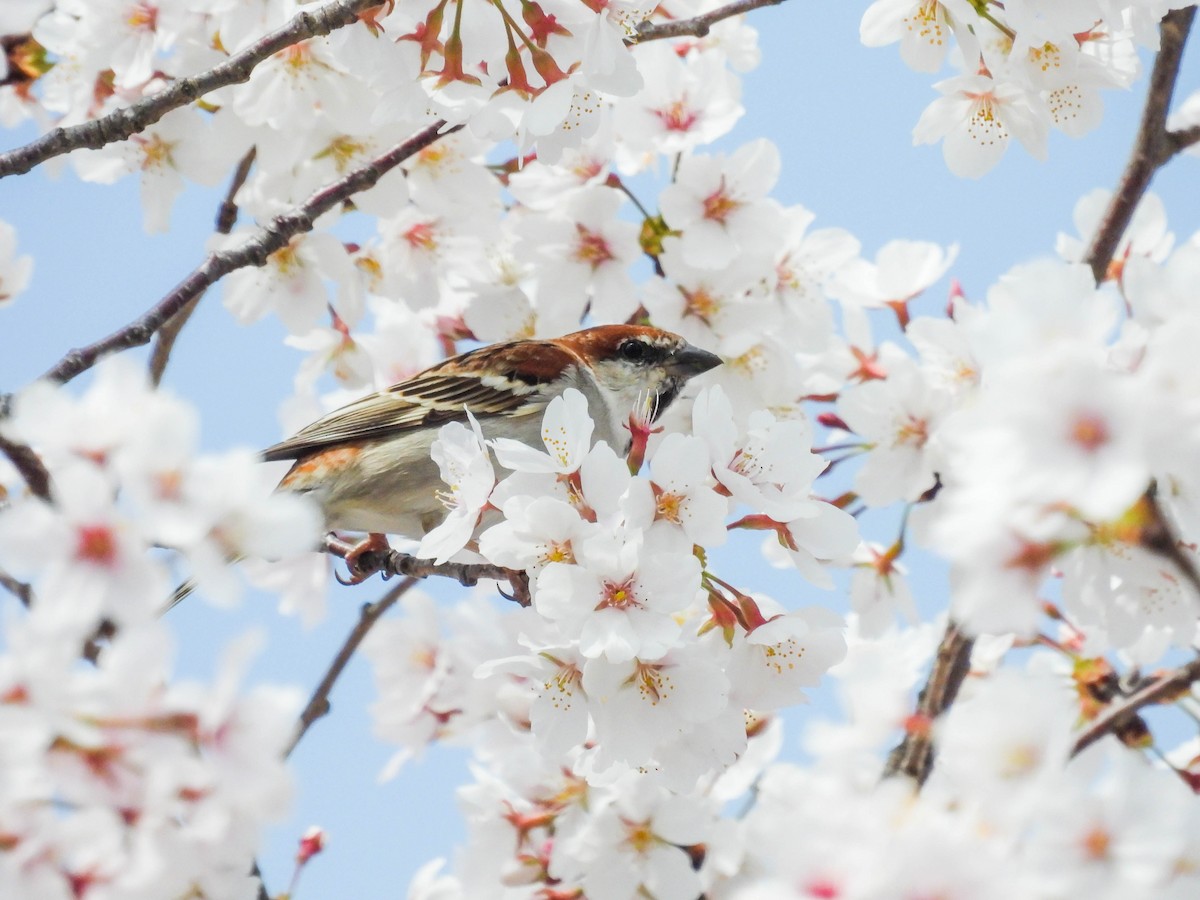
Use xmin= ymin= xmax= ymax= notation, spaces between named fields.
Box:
xmin=0 ymin=433 xmax=52 ymax=500
xmin=1166 ymin=122 xmax=1200 ymax=155
xmin=1083 ymin=7 xmax=1195 ymax=284
xmin=882 ymin=620 xmax=975 ymax=785
xmin=0 ymin=0 xmax=382 ymax=179
xmin=147 ymin=146 xmax=258 ymax=387
xmin=214 ymin=146 xmax=259 ymax=236
xmin=324 ymin=534 xmax=531 ymax=606
xmin=632 ymin=0 xmax=788 ymax=42
xmin=0 ymin=567 xmax=32 ymax=607
xmin=285 ymin=577 xmax=417 ymax=757
xmin=33 ymin=120 xmax=458 ymax=388
xmin=1071 ymin=656 xmax=1200 ymax=757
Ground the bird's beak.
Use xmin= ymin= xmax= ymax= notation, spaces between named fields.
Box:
xmin=668 ymin=343 xmax=723 ymax=378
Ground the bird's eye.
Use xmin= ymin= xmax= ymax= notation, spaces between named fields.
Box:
xmin=618 ymin=339 xmax=649 ymax=361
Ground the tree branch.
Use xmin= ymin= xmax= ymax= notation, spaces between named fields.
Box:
xmin=324 ymin=534 xmax=532 ymax=606
xmin=0 ymin=432 xmax=52 ymax=500
xmin=148 ymin=146 xmax=258 ymax=387
xmin=32 ymin=120 xmax=458 ymax=388
xmin=633 ymin=0 xmax=788 ymax=42
xmin=1083 ymin=7 xmax=1196 ymax=284
xmin=1071 ymin=656 xmax=1200 ymax=758
xmin=0 ymin=567 xmax=33 ymax=607
xmin=882 ymin=620 xmax=975 ymax=785
xmin=284 ymin=577 xmax=418 ymax=757
xmin=1166 ymin=122 xmax=1200 ymax=156
xmin=0 ymin=0 xmax=382 ymax=179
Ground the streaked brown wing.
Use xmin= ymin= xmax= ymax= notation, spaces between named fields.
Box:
xmin=262 ymin=340 xmax=577 ymax=461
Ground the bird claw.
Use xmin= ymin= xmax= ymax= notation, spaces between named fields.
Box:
xmin=496 ymin=568 xmax=531 ymax=607
xmin=336 ymin=533 xmax=392 ymax=586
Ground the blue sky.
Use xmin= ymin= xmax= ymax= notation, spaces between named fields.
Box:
xmin=1 ymin=3 xmax=1199 ymax=896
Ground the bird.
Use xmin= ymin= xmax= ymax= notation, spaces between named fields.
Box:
xmin=266 ymin=323 xmax=722 ymax=537
xmin=165 ymin=324 xmax=721 ymax=607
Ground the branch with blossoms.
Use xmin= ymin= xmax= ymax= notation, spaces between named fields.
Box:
xmin=286 ymin=576 xmax=420 ymax=757
xmin=1072 ymin=655 xmax=1200 ymax=758
xmin=882 ymin=621 xmax=974 ymax=785
xmin=632 ymin=0 xmax=788 ymax=42
xmin=22 ymin=120 xmax=458 ymax=391
xmin=0 ymin=431 xmax=51 ymax=500
xmin=147 ymin=146 xmax=259 ymax=387
xmin=0 ymin=0 xmax=383 ymax=179
xmin=883 ymin=9 xmax=1200 ymax=791
xmin=1084 ymin=6 xmax=1197 ymax=284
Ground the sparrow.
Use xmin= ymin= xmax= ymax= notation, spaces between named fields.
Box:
xmin=163 ymin=324 xmax=719 ymax=610
xmin=264 ymin=323 xmax=723 ymax=540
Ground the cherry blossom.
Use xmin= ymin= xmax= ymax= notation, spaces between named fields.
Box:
xmin=659 ymin=139 xmax=785 ymax=269
xmin=535 ymin=527 xmax=700 ymax=663
xmin=838 ymin=356 xmax=949 ymax=506
xmin=860 ymin=0 xmax=963 ymax=73
xmin=418 ymin=415 xmax=497 ymax=564
xmin=514 ymin=184 xmax=642 ymax=323
xmin=830 ymin=238 xmax=958 ymax=314
xmin=222 ymin=230 xmax=364 ymax=335
xmin=913 ymin=73 xmax=1049 ymax=177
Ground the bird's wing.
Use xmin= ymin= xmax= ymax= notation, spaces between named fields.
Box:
xmin=262 ymin=340 xmax=577 ymax=461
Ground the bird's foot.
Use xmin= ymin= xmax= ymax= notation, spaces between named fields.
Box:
xmin=335 ymin=533 xmax=393 ymax=585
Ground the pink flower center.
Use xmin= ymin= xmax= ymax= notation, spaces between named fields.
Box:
xmin=896 ymin=415 xmax=929 ymax=447
xmin=281 ymin=42 xmax=314 ymax=72
xmin=681 ymin=285 xmax=719 ymax=321
xmin=804 ymin=878 xmax=842 ymax=898
xmin=622 ymin=818 xmax=658 ymax=854
xmin=702 ymin=179 xmax=740 ymax=224
xmin=1069 ymin=413 xmax=1109 ymax=453
xmin=404 ymin=222 xmax=438 ymax=251
xmin=541 ymin=540 xmax=575 ymax=565
xmin=656 ymin=491 xmax=683 ymax=524
xmin=1081 ymin=824 xmax=1111 ymax=860
xmin=126 ymin=3 xmax=158 ymax=32
xmin=76 ymin=524 xmax=118 ymax=567
xmin=599 ymin=577 xmax=639 ymax=610
xmin=653 ymin=100 xmax=698 ymax=133
xmin=573 ymin=225 xmax=614 ymax=269
xmin=135 ymin=133 xmax=173 ymax=170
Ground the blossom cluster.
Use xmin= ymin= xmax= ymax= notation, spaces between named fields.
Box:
xmin=723 ymin=653 xmax=1200 ymax=899
xmin=3 ymin=1 xmax=1200 ymax=899
xmin=0 ymin=361 xmax=318 ymax=898
xmin=365 ymin=196 xmax=1200 ymax=895
xmin=863 ymin=0 xmax=1200 ymax=175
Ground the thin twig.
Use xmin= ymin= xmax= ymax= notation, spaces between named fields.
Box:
xmin=1083 ymin=7 xmax=1195 ymax=283
xmin=0 ymin=568 xmax=32 ymax=607
xmin=1072 ymin=656 xmax=1200 ymax=757
xmin=148 ymin=146 xmax=258 ymax=386
xmin=31 ymin=120 xmax=457 ymax=389
xmin=324 ymin=534 xmax=532 ymax=606
xmin=285 ymin=577 xmax=417 ymax=757
xmin=882 ymin=621 xmax=974 ymax=785
xmin=0 ymin=0 xmax=382 ymax=179
xmin=214 ymin=147 xmax=259 ymax=236
xmin=0 ymin=433 xmax=52 ymax=500
xmin=633 ymin=0 xmax=788 ymax=42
